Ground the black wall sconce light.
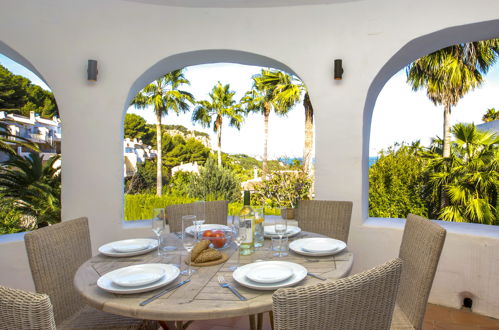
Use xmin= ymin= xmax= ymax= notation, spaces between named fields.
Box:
xmin=334 ymin=59 xmax=343 ymax=80
xmin=87 ymin=59 xmax=98 ymax=81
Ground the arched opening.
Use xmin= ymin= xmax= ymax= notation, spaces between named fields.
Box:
xmin=123 ymin=51 xmax=315 ymax=221
xmin=0 ymin=42 xmax=61 ymax=235
xmin=363 ymin=20 xmax=499 ymax=223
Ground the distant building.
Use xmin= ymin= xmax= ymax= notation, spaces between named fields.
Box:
xmin=171 ymin=162 xmax=200 ymax=176
xmin=0 ymin=111 xmax=61 ymax=161
xmin=477 ymin=120 xmax=499 ymax=134
xmin=124 ymin=138 xmax=157 ymax=177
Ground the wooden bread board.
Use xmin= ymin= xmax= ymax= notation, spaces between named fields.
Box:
xmin=185 ymin=252 xmax=229 ymax=267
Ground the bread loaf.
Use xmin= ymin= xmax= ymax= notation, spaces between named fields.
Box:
xmin=194 ymin=248 xmax=223 ymax=263
xmin=191 ymin=239 xmax=210 ymax=261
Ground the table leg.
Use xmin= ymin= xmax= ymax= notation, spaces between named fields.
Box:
xmin=249 ymin=314 xmax=257 ymax=330
xmin=257 ymin=313 xmax=263 ymax=330
xmin=269 ymin=311 xmax=275 ymax=330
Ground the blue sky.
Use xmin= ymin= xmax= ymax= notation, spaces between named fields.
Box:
xmin=1 ymin=54 xmax=497 ymax=158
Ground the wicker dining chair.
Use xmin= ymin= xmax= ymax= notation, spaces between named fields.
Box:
xmin=166 ymin=200 xmax=229 ymax=233
xmin=24 ymin=217 xmax=156 ymax=330
xmin=272 ymin=258 xmax=403 ymax=330
xmin=0 ymin=285 xmax=56 ymax=330
xmin=390 ymin=214 xmax=446 ymax=330
xmin=295 ymin=200 xmax=353 ymax=243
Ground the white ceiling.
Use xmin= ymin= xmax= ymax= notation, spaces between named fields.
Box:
xmin=123 ymin=0 xmax=365 ymax=8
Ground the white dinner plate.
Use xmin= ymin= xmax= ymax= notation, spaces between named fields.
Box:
xmin=233 ymin=261 xmax=307 ymax=290
xmin=185 ymin=224 xmax=230 ymax=236
xmin=97 ymin=263 xmax=179 ymax=294
xmin=112 ymin=240 xmax=150 ymax=253
xmin=112 ymin=264 xmax=166 ymax=287
xmin=245 ymin=264 xmax=294 ymax=284
xmin=98 ymin=239 xmax=157 ymax=257
xmin=289 ymin=238 xmax=347 ymax=256
xmin=263 ymin=226 xmax=301 ymax=238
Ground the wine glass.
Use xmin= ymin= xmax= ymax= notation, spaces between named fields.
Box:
xmin=274 ymin=217 xmax=288 ymax=257
xmin=181 ymin=215 xmax=197 ymax=276
xmin=152 ymin=208 xmax=176 ymax=252
xmin=228 ymin=216 xmax=246 ymax=271
xmin=151 ymin=209 xmax=165 ymax=256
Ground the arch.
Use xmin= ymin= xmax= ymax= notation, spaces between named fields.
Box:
xmin=362 ymin=19 xmax=499 ymax=219
xmin=124 ymin=49 xmax=301 ymax=112
xmin=0 ymin=40 xmax=51 ymax=90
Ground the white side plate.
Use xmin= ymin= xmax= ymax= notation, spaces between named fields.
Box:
xmin=98 ymin=239 xmax=157 ymax=257
xmin=98 ymin=264 xmax=179 ymax=294
xmin=233 ymin=261 xmax=307 ymax=290
xmin=112 ymin=264 xmax=166 ymax=287
xmin=289 ymin=238 xmax=346 ymax=256
xmin=245 ymin=264 xmax=294 ymax=284
xmin=263 ymin=226 xmax=301 ymax=238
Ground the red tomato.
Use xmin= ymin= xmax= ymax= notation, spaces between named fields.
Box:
xmin=211 ymin=231 xmax=226 ymax=248
xmin=202 ymin=230 xmax=214 ymax=237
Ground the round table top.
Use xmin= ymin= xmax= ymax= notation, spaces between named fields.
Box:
xmin=74 ymin=231 xmax=354 ymax=321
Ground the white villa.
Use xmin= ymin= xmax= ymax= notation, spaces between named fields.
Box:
xmin=1 ymin=0 xmax=499 ymax=323
xmin=0 ymin=110 xmax=61 ymax=160
xmin=123 ymin=137 xmax=157 ymax=177
xmin=171 ymin=161 xmax=200 ymax=176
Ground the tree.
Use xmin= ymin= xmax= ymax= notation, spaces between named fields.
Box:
xmin=192 ymin=82 xmax=244 ymax=167
xmin=369 ymin=143 xmax=429 ymax=218
xmin=0 ymin=65 xmax=58 ymax=117
xmin=124 ymin=113 xmax=154 ymax=144
xmin=252 ymin=69 xmax=315 ymax=176
xmin=241 ymin=69 xmax=295 ymax=177
xmin=0 ymin=152 xmax=61 ymax=229
xmin=406 ymin=40 xmax=499 ymax=158
xmin=130 ymin=69 xmax=194 ymax=196
xmin=424 ymin=123 xmax=498 ymax=224
xmin=482 ymin=108 xmax=499 ymax=122
xmin=188 ymin=157 xmax=240 ymax=202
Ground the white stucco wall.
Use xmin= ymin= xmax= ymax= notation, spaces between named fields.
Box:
xmin=1 ymin=0 xmax=499 ymax=319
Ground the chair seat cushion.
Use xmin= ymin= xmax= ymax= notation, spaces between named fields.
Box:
xmin=59 ymin=305 xmax=156 ymax=330
xmin=390 ymin=304 xmax=415 ymax=330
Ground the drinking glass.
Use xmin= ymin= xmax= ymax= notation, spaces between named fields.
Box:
xmin=151 ymin=209 xmax=165 ymax=256
xmin=181 ymin=215 xmax=197 ymax=276
xmin=274 ymin=217 xmax=288 ymax=257
xmin=228 ymin=216 xmax=246 ymax=271
xmin=153 ymin=208 xmax=176 ymax=252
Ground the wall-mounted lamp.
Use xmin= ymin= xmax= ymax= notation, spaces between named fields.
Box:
xmin=334 ymin=59 xmax=343 ymax=80
xmin=87 ymin=59 xmax=98 ymax=81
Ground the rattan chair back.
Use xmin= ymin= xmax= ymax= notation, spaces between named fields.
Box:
xmin=396 ymin=214 xmax=446 ymax=329
xmin=0 ymin=285 xmax=56 ymax=330
xmin=24 ymin=217 xmax=91 ymax=325
xmin=295 ymin=200 xmax=353 ymax=242
xmin=273 ymin=258 xmax=403 ymax=330
xmin=166 ymin=200 xmax=229 ymax=233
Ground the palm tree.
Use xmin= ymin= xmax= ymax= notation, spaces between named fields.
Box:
xmin=192 ymin=82 xmax=244 ymax=167
xmin=0 ymin=120 xmax=39 ymax=157
xmin=130 ymin=69 xmax=194 ymax=196
xmin=406 ymin=40 xmax=499 ymax=158
xmin=241 ymin=70 xmax=296 ymax=177
xmin=252 ymin=69 xmax=315 ymax=176
xmin=482 ymin=108 xmax=499 ymax=122
xmin=0 ymin=152 xmax=61 ymax=229
xmin=423 ymin=123 xmax=498 ymax=224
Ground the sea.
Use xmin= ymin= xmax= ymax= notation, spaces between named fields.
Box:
xmin=368 ymin=156 xmax=379 ymax=167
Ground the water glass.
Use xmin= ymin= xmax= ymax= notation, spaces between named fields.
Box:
xmin=151 ymin=208 xmax=166 ymax=256
xmin=229 ymin=216 xmax=246 ymax=271
xmin=153 ymin=208 xmax=176 ymax=252
xmin=181 ymin=215 xmax=197 ymax=275
xmin=273 ymin=217 xmax=287 ymax=257
xmin=271 ymin=236 xmax=289 ymax=257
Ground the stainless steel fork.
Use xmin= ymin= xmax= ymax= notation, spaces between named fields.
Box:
xmin=218 ymin=275 xmax=247 ymax=301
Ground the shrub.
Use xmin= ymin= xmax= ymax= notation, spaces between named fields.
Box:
xmin=124 ymin=194 xmax=196 ymax=220
xmin=253 ymin=170 xmax=312 ymax=208
xmin=188 ymin=158 xmax=240 ymax=202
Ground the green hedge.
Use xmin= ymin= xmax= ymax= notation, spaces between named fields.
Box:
xmin=124 ymin=194 xmax=281 ymax=220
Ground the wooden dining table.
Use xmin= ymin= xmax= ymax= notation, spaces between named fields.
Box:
xmin=74 ymin=231 xmax=354 ymax=330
